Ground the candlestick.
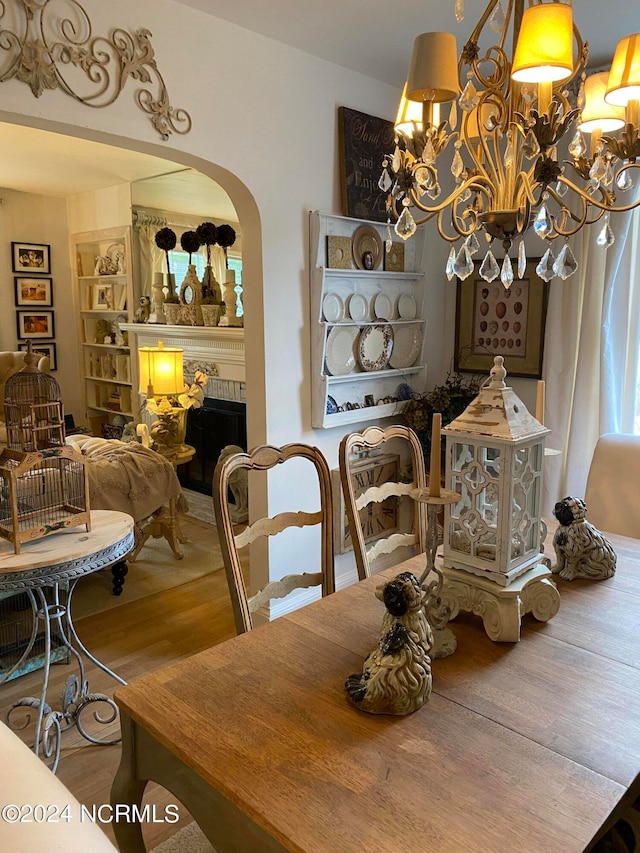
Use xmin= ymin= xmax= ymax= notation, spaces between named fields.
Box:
xmin=535 ymin=380 xmax=545 ymax=424
xmin=428 ymin=413 xmax=441 ymax=497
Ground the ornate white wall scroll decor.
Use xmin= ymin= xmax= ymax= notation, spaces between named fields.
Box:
xmin=0 ymin=0 xmax=192 ymax=140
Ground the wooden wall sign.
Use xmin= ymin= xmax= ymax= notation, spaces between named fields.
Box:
xmin=338 ymin=107 xmax=395 ymax=223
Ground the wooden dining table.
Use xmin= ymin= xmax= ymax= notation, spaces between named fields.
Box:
xmin=111 ymin=524 xmax=640 ymax=853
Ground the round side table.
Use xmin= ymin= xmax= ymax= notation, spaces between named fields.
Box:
xmin=0 ymin=509 xmax=134 ymax=771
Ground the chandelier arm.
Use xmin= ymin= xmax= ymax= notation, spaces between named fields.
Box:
xmin=408 ymin=174 xmax=495 ymax=216
xmin=553 ymin=171 xmax=640 ymax=216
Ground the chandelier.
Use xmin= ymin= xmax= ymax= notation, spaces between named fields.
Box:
xmin=380 ymin=0 xmax=640 ymax=287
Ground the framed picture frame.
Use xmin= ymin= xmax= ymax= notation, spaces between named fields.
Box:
xmin=454 ymin=261 xmax=549 ymax=379
xmin=14 ymin=276 xmax=53 ymax=307
xmin=92 ymin=283 xmax=113 ymax=310
xmin=11 ymin=242 xmax=51 ymax=274
xmin=338 ymin=106 xmax=395 ymax=223
xmin=18 ymin=341 xmax=57 ymax=370
xmin=16 ymin=310 xmax=55 ymax=339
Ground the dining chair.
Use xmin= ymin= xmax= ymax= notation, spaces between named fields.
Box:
xmin=213 ymin=443 xmax=335 ymax=634
xmin=339 ymin=424 xmax=428 ymax=580
xmin=584 ymin=432 xmax=640 ymax=538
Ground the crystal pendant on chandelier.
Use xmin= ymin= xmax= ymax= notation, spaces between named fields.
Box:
xmin=392 ymin=146 xmax=402 ymax=172
xmin=479 ymin=250 xmax=500 ymax=282
xmin=568 ymin=131 xmax=587 ymax=159
xmin=385 ymin=221 xmax=393 ymax=252
xmin=552 ymin=243 xmax=578 ymax=280
xmin=451 ymin=145 xmax=464 ymax=179
xmin=589 ymin=155 xmax=607 ymax=188
xmin=536 ymin=249 xmax=556 ymax=282
xmin=453 ymin=245 xmax=474 ymax=280
xmin=454 ymin=0 xmax=464 ymax=23
xmin=459 ymin=79 xmax=479 ymax=112
xmin=500 ymin=255 xmax=514 ymax=290
xmin=517 ymin=241 xmax=527 ymax=279
xmin=504 ymin=133 xmax=515 ymax=168
xmin=446 ymin=245 xmax=457 ymax=281
xmin=449 ymin=99 xmax=458 ymax=132
xmin=378 ymin=167 xmax=393 ymax=193
xmin=533 ymin=205 xmax=553 ymax=239
xmin=555 ymin=179 xmax=569 ymax=198
xmin=522 ymin=130 xmax=540 ymax=160
xmin=596 ymin=214 xmax=615 ymax=249
xmin=617 ymin=169 xmax=635 ymax=192
xmin=488 ymin=0 xmax=505 ymax=33
xmin=465 ymin=232 xmax=480 ymax=256
xmin=422 ymin=138 xmax=436 ymax=166
xmin=395 ymin=205 xmax=417 ymax=240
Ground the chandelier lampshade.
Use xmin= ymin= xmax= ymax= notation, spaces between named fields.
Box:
xmin=406 ymin=32 xmax=459 ymax=103
xmin=606 ymin=34 xmax=640 ymax=107
xmin=511 ymin=3 xmax=573 ymax=83
xmin=578 ymin=73 xmax=626 ymax=134
xmin=379 ymin=0 xmax=640 ymax=289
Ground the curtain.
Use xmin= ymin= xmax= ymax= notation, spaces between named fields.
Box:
xmin=137 ymin=222 xmax=166 ymax=298
xmin=543 ymin=195 xmax=640 ymax=513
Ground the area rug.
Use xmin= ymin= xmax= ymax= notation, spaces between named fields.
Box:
xmin=73 ymin=513 xmax=224 ymax=620
xmin=151 ymin=821 xmax=215 ymax=852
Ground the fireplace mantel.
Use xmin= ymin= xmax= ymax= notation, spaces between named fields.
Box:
xmin=121 ymin=324 xmax=245 ymax=383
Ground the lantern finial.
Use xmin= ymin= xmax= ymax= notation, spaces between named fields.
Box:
xmin=489 ymin=356 xmax=507 ymax=389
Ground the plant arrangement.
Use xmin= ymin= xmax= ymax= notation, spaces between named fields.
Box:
xmin=180 ymin=230 xmax=201 ymax=263
xmin=196 ymin=221 xmax=217 ymax=265
xmin=216 ymin=224 xmax=236 ymax=268
xmin=155 ymin=227 xmax=177 ymax=298
xmin=196 ymin=221 xmax=220 ymax=302
xmin=403 ymin=372 xmax=482 ymax=460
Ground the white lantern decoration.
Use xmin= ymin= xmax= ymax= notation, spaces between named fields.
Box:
xmin=439 ymin=357 xmax=560 ymax=642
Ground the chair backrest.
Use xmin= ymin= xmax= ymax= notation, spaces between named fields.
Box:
xmin=339 ymin=424 xmax=427 ymax=580
xmin=213 ymin=443 xmax=335 ymax=634
xmin=584 ymin=432 xmax=640 ymax=538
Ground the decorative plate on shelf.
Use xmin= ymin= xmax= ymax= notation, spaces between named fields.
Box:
xmin=326 ymin=395 xmax=339 ymax=415
xmin=347 ymin=292 xmax=369 ymax=323
xmin=397 ymin=292 xmax=417 ymax=320
xmin=374 ymin=292 xmax=394 ymax=321
xmin=352 ymin=225 xmax=383 ymax=270
xmin=325 ymin=325 xmax=360 ymax=376
xmin=322 ymin=292 xmax=344 ymax=323
xmin=358 ymin=324 xmax=394 ymax=371
xmin=389 ymin=323 xmax=423 ymax=369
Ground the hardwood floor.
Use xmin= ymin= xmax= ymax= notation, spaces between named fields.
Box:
xmin=0 ymin=568 xmax=239 ymax=850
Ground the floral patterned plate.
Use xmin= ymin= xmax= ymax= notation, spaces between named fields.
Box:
xmin=358 ymin=324 xmax=394 ymax=371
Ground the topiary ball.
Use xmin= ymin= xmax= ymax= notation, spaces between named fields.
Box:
xmin=180 ymin=230 xmax=201 ymax=256
xmin=196 ymin=222 xmax=218 ymax=246
xmin=155 ymin=227 xmax=176 ymax=251
xmin=216 ymin=224 xmax=236 ymax=249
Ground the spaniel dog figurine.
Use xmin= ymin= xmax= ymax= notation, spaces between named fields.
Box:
xmin=345 ymin=572 xmax=433 ymax=716
xmin=552 ymin=496 xmax=616 ymax=581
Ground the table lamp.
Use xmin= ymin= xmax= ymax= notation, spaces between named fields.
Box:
xmin=138 ymin=340 xmax=186 ymax=456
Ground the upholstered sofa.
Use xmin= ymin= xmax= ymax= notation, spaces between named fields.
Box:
xmin=0 ymin=350 xmax=50 ymax=449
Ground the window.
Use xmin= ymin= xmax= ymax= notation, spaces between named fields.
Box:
xmin=169 ymin=250 xmax=205 ymax=288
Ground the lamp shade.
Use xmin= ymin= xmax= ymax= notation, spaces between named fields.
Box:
xmin=138 ymin=341 xmax=184 ymax=396
xmin=395 ymin=82 xmax=425 ymax=135
xmin=406 ymin=32 xmax=458 ymax=103
xmin=606 ymin=33 xmax=640 ymax=106
xmin=511 ymin=3 xmax=573 ymax=83
xmin=579 ymin=72 xmax=625 ymax=133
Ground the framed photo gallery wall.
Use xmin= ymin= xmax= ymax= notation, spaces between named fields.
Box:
xmin=11 ymin=241 xmax=56 ymax=369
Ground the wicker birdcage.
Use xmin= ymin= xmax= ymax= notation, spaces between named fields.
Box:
xmin=4 ymin=343 xmax=65 ymax=451
xmin=0 ymin=446 xmax=91 ymax=554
